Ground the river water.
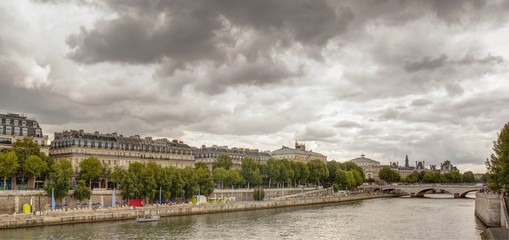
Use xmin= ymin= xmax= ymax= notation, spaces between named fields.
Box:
xmin=1 ymin=196 xmax=485 ymax=240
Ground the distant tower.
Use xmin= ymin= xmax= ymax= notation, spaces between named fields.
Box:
xmin=405 ymin=155 xmax=409 ymax=168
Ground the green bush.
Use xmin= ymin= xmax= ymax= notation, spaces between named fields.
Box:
xmin=253 ymin=188 xmax=265 ymax=201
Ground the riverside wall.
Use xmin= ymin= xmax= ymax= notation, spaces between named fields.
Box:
xmin=0 ymin=193 xmax=398 ymax=229
xmin=0 ymin=190 xmax=121 ymax=214
xmin=475 ymin=192 xmax=501 ymax=227
xmin=0 ymin=188 xmax=321 ymax=214
xmin=475 ymin=192 xmax=509 ymax=240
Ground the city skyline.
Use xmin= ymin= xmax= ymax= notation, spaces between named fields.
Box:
xmin=2 ymin=1 xmax=509 ymax=173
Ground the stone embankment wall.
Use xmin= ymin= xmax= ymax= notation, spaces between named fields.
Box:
xmin=475 ymin=192 xmax=501 ymax=227
xmin=0 ymin=190 xmax=121 ymax=214
xmin=0 ymin=193 xmax=398 ymax=229
xmin=0 ymin=188 xmax=324 ymax=214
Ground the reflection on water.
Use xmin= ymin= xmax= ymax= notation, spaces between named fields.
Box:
xmin=0 ymin=197 xmax=483 ymax=240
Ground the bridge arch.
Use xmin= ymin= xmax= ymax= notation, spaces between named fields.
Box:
xmin=414 ymin=188 xmax=436 ymax=197
xmin=459 ymin=189 xmax=479 ymax=198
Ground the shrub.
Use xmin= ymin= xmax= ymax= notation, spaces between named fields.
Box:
xmin=253 ymin=188 xmax=265 ymax=201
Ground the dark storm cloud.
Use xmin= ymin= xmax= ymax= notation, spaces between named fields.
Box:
xmin=67 ymin=0 xmax=348 ymax=64
xmin=63 ymin=0 xmax=353 ymax=94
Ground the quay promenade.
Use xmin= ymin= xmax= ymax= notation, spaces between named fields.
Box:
xmin=0 ymin=193 xmax=400 ymax=229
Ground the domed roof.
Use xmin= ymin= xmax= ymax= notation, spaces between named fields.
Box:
xmin=349 ymin=154 xmax=379 ymax=164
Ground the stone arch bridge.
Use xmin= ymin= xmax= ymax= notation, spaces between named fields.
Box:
xmin=376 ymin=184 xmax=481 ymax=198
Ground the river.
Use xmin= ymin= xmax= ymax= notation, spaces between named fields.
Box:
xmin=0 ymin=195 xmax=485 ymax=240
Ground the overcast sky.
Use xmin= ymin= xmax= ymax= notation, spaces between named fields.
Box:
xmin=2 ymin=0 xmax=509 ymax=173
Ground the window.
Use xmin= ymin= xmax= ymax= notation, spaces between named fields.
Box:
xmin=6 ymin=119 xmax=10 ymax=125
xmin=14 ymin=127 xmax=20 ymax=135
xmin=22 ymin=121 xmax=26 ymax=126
xmin=6 ymin=126 xmax=12 ymax=134
xmin=33 ymin=122 xmax=38 ymax=127
xmin=14 ymin=120 xmax=18 ymax=125
xmin=22 ymin=128 xmax=28 ymax=136
xmin=35 ymin=129 xmax=41 ymax=137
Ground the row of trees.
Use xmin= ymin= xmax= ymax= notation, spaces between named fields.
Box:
xmin=0 ymin=137 xmax=54 ymax=190
xmin=212 ymin=155 xmax=365 ymax=191
xmin=378 ymin=166 xmax=479 ymax=184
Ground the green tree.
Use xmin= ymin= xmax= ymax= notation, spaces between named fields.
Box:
xmin=343 ymin=162 xmax=365 ymax=180
xmin=423 ymin=171 xmax=442 ymax=183
xmin=0 ymin=152 xmax=19 ymax=190
xmin=12 ymin=137 xmax=43 ymax=185
xmin=225 ymin=169 xmax=244 ymax=188
xmin=403 ymin=171 xmax=420 ymax=183
xmin=120 ymin=162 xmax=145 ymax=200
xmin=23 ymin=155 xmax=47 ymax=189
xmin=307 ymin=160 xmax=329 ymax=186
xmin=462 ymin=171 xmax=476 ymax=183
xmin=45 ymin=159 xmax=73 ymax=203
xmin=213 ymin=155 xmax=233 ymax=170
xmin=266 ymin=159 xmax=280 ymax=188
xmin=444 ymin=171 xmax=462 ymax=183
xmin=335 ymin=169 xmax=349 ymax=190
xmin=196 ymin=166 xmax=215 ymax=196
xmin=73 ymin=180 xmax=91 ymax=201
xmin=79 ymin=157 xmax=103 ymax=188
xmin=378 ymin=167 xmax=400 ymax=184
xmin=109 ymin=166 xmax=126 ymax=189
xmin=486 ymin=122 xmax=509 ymax=192
xmin=195 ymin=162 xmax=209 ymax=171
xmin=181 ymin=166 xmax=198 ymax=198
xmin=213 ymin=167 xmax=228 ymax=188
xmin=241 ymin=157 xmax=262 ymax=187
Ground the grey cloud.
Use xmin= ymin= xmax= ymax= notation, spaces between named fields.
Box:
xmin=334 ymin=120 xmax=361 ymax=128
xmin=67 ymin=0 xmax=349 ymax=65
xmin=404 ymin=54 xmax=448 ymax=72
xmin=410 ymin=99 xmax=433 ymax=107
xmin=380 ymin=108 xmax=399 ymax=120
xmin=457 ymin=54 xmax=504 ymax=65
xmin=296 ymin=126 xmax=335 ymax=142
xmin=445 ymin=82 xmax=464 ymax=97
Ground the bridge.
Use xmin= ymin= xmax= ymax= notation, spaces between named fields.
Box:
xmin=375 ymin=184 xmax=482 ymax=198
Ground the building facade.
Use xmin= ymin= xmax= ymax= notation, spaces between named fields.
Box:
xmin=193 ymin=145 xmax=271 ymax=170
xmin=271 ymin=142 xmax=327 ymax=163
xmin=0 ymin=113 xmax=48 ymax=154
xmin=49 ymin=130 xmax=195 ymax=187
xmin=386 ymin=155 xmax=429 ymax=179
xmin=348 ymin=154 xmax=380 ymax=180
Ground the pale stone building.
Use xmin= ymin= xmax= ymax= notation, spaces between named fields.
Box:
xmin=348 ymin=154 xmax=380 ymax=180
xmin=50 ymin=130 xmax=194 ymax=188
xmin=193 ymin=145 xmax=271 ymax=170
xmin=271 ymin=142 xmax=327 ymax=163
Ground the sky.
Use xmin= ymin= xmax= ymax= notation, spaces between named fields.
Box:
xmin=2 ymin=0 xmax=509 ymax=173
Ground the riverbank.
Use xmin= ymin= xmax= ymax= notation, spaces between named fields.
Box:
xmin=0 ymin=193 xmax=400 ymax=229
xmin=475 ymin=192 xmax=509 ymax=240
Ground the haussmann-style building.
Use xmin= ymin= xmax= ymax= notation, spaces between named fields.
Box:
xmin=193 ymin=145 xmax=271 ymax=170
xmin=49 ymin=129 xmax=194 ymax=188
xmin=0 ymin=113 xmax=49 ymax=154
